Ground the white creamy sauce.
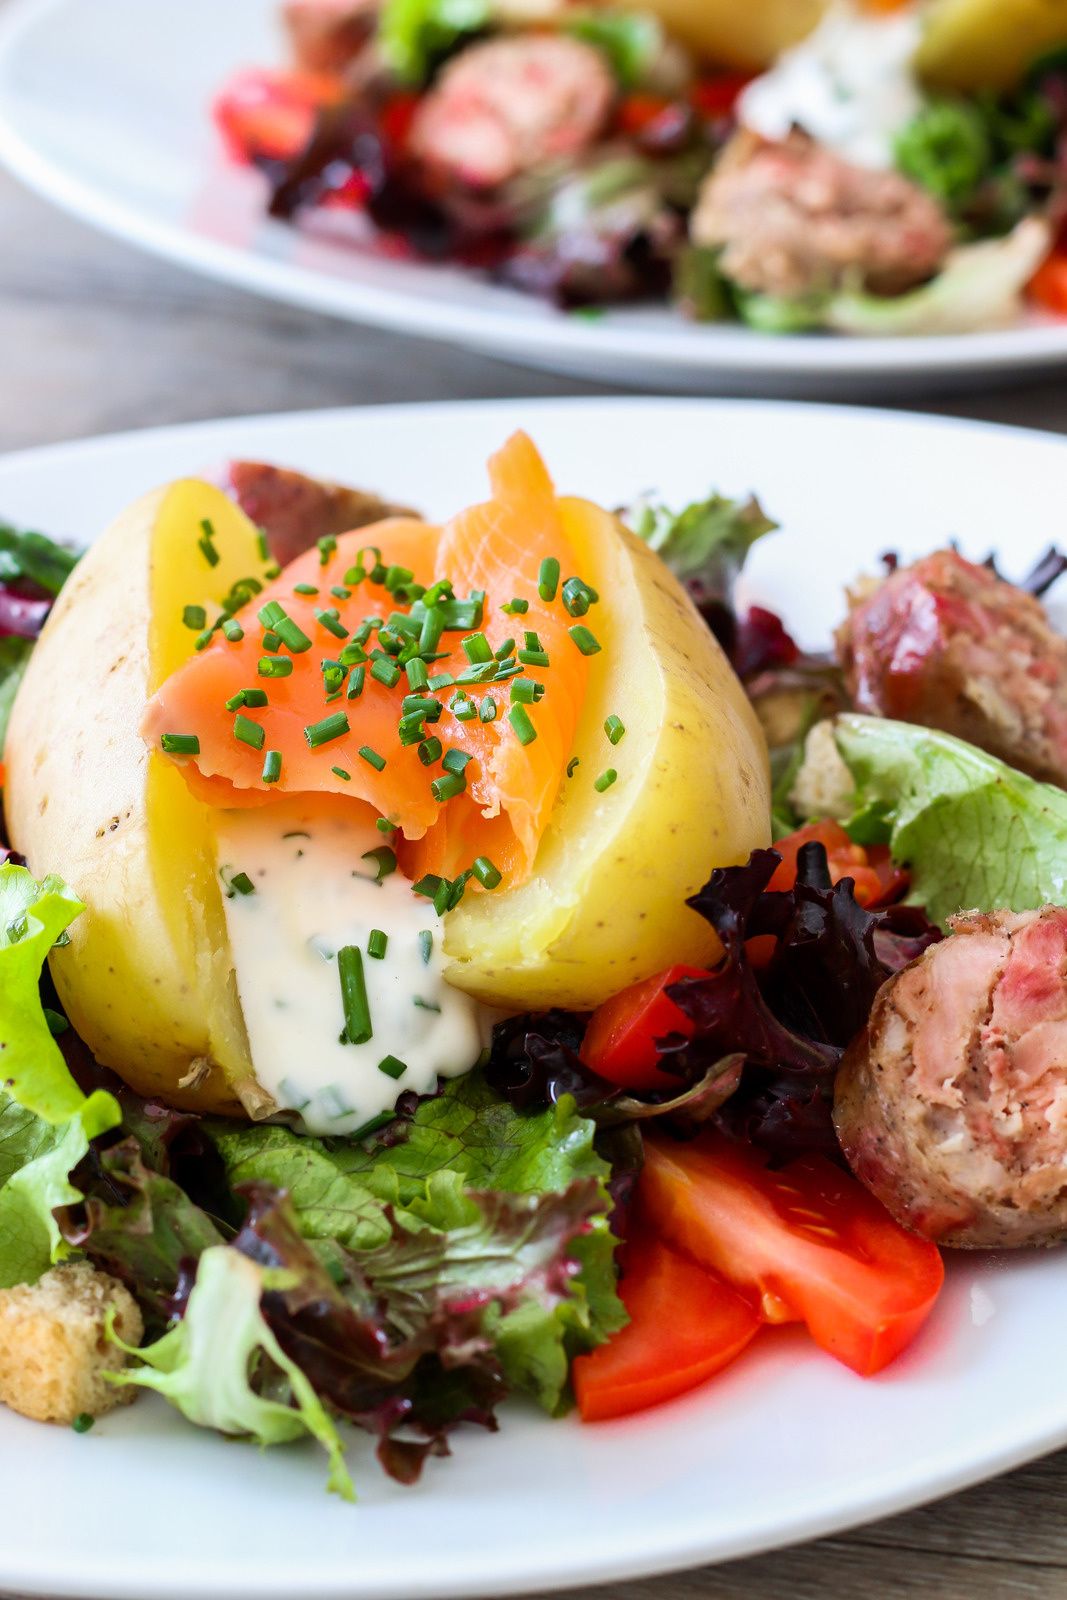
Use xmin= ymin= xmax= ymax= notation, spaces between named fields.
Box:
xmin=215 ymin=797 xmax=489 ymax=1137
xmin=739 ymin=4 xmax=923 ymax=170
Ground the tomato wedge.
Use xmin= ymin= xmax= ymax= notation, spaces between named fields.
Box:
xmin=573 ymin=1226 xmax=762 ymax=1421
xmin=1029 ymin=245 xmax=1067 ymax=316
xmin=641 ymin=1134 xmax=944 ymax=1377
xmin=213 ymin=68 xmax=342 ymax=164
xmin=580 ymin=963 xmax=711 ymax=1090
xmin=770 ymin=820 xmax=907 ymax=909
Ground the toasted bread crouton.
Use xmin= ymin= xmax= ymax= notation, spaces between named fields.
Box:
xmin=0 ymin=1263 xmax=143 ymax=1424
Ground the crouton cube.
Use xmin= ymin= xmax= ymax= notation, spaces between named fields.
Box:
xmin=0 ymin=1262 xmax=143 ymax=1424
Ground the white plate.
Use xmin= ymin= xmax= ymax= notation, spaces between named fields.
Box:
xmin=2 ymin=0 xmax=1067 ymax=398
xmin=3 ymin=397 xmax=1067 ymax=1600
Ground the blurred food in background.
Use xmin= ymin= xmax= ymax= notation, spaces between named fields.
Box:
xmin=214 ymin=0 xmax=1067 ymax=333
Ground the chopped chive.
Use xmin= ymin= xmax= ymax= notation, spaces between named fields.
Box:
xmin=402 ymin=694 xmax=440 ymax=717
xmin=331 ymin=765 xmax=351 ymax=781
xmin=567 ymin=756 xmax=580 ymax=777
xmin=338 ymin=945 xmax=372 ymax=1044
xmin=494 ymin=637 xmax=515 ymax=660
xmin=316 ymin=609 xmax=349 ymax=640
xmin=194 ymin=627 xmax=215 ymax=652
xmin=502 ymin=596 xmax=529 ymax=615
xmin=220 ymin=619 xmax=243 ymax=642
xmin=509 ymin=705 xmax=536 ymax=746
xmin=418 ymin=609 xmax=445 ymax=655
xmin=451 ymin=694 xmax=477 ymax=722
xmin=225 ymin=690 xmax=246 ymax=712
xmin=399 ymin=715 xmax=427 ymax=747
xmin=538 ymin=557 xmax=560 ymax=601
xmin=569 ymin=625 xmax=601 ymax=656
xmin=228 ymin=871 xmax=256 ymax=897
xmin=455 ymin=662 xmax=497 ymax=685
xmin=418 ymin=929 xmax=433 ymax=964
xmin=605 ymin=714 xmax=626 ymax=745
xmin=71 ymin=1413 xmax=94 ymax=1434
xmin=242 ymin=688 xmax=268 ymax=708
xmin=160 ymin=732 xmax=199 ymax=755
xmin=413 ymin=874 xmax=443 ymax=901
xmin=518 ymin=648 xmax=550 ymax=667
xmin=347 ymin=665 xmax=366 ymax=699
xmin=493 ymin=658 xmax=523 ymax=681
xmin=447 ymin=871 xmax=471 ymax=910
xmin=377 ymin=1054 xmax=407 ymax=1080
xmin=304 ymin=711 xmax=349 ymax=749
xmin=462 ymin=632 xmax=492 ymax=664
xmin=472 ymin=856 xmax=501 ymax=889
xmin=359 ymin=745 xmax=387 ymax=771
xmin=279 ymin=619 xmax=312 ymax=654
xmin=413 ymin=996 xmax=441 ymax=1013
xmin=368 ymin=928 xmax=388 ymax=960
xmin=256 ymin=529 xmax=269 ymax=561
xmin=442 ymin=749 xmax=472 ymax=776
xmin=264 ymin=563 xmax=281 ymax=580
xmin=258 ymin=654 xmax=293 ymax=678
xmin=594 ymin=768 xmax=617 ymax=792
xmin=427 ymin=672 xmax=453 ymax=692
xmin=339 ymin=642 xmax=368 ymax=667
xmin=433 ymin=878 xmax=453 ymax=915
xmin=384 ymin=563 xmax=413 ymax=593
xmin=317 ymin=535 xmax=337 ymax=567
xmin=405 ymin=658 xmax=429 ymax=691
xmin=262 ymin=629 xmax=281 ymax=652
xmin=331 ymin=585 xmax=351 ymax=601
xmin=418 ymin=736 xmax=443 ymax=766
xmin=182 ymin=604 xmax=206 ymax=630
xmin=262 ymin=750 xmax=282 ymax=784
xmin=294 ymin=582 xmax=319 ymax=596
xmin=198 ymin=522 xmax=219 ymax=567
xmin=234 ymin=714 xmax=265 ymax=751
xmin=510 ymin=678 xmax=544 ymax=705
xmin=350 ymin=1110 xmax=395 ymax=1142
xmin=432 ymin=772 xmax=465 ymax=802
xmin=376 ymin=817 xmax=396 ymax=834
xmin=561 ymin=577 xmax=598 ymax=617
xmin=479 ymin=695 xmax=497 ymax=723
xmin=371 ymin=656 xmax=401 ymax=688
xmin=362 ymin=846 xmax=397 ymax=882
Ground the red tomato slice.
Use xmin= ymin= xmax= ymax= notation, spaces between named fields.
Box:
xmin=690 ymin=73 xmax=753 ymax=119
xmin=580 ymin=963 xmax=711 ymax=1091
xmin=770 ymin=820 xmax=906 ymax=908
xmin=573 ymin=1226 xmax=762 ymax=1421
xmin=1028 ymin=246 xmax=1067 ymax=315
xmin=213 ymin=68 xmax=341 ymax=164
xmin=641 ymin=1134 xmax=944 ymax=1377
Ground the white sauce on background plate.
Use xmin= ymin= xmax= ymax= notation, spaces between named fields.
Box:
xmin=215 ymin=796 xmax=489 ymax=1136
xmin=739 ymin=4 xmax=923 ymax=170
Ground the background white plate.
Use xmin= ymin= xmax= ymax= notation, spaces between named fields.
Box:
xmin=2 ymin=0 xmax=1067 ymax=398
xmin=2 ymin=398 xmax=1067 ymax=1600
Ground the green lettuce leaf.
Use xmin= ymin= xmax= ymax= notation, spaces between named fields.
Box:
xmin=208 ymin=1072 xmax=625 ymax=1410
xmin=626 ymin=491 xmax=777 ymax=586
xmin=564 ymin=10 xmax=663 ymax=88
xmin=0 ymin=636 xmax=32 ymax=753
xmin=834 ymin=712 xmax=1067 ymax=924
xmin=0 ymin=864 xmax=89 ymax=1123
xmin=379 ymin=0 xmax=489 ymax=85
xmin=109 ymin=1246 xmax=354 ymax=1500
xmin=0 ymin=863 xmax=121 ymax=1285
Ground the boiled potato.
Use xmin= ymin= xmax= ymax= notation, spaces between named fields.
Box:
xmin=915 ymin=0 xmax=1067 ymax=90
xmin=443 ymin=498 xmax=771 ymax=1011
xmin=4 ymin=482 xmax=273 ymax=1117
xmin=616 ymin=0 xmax=827 ymax=69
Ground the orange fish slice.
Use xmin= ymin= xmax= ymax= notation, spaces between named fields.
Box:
xmin=143 ymin=434 xmax=590 ymax=887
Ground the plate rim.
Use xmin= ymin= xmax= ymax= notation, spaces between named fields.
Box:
xmin=1 ymin=395 xmax=1067 ymax=1600
xmin=2 ymin=0 xmax=1067 ymax=384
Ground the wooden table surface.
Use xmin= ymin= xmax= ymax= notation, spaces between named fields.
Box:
xmin=4 ymin=166 xmax=1067 ymax=1600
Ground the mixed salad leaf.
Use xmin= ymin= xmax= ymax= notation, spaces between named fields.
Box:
xmin=833 ymin=713 xmax=1067 ymax=925
xmin=0 ymin=522 xmax=78 ymax=750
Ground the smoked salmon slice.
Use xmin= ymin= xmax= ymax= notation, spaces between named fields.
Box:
xmin=143 ymin=433 xmax=592 ymax=888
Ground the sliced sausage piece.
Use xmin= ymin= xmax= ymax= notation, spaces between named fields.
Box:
xmin=283 ymin=0 xmax=377 ymax=74
xmin=408 ymin=34 xmax=616 ymax=191
xmin=837 ymin=548 xmax=1067 ymax=787
xmin=835 ymin=907 xmax=1067 ymax=1248
xmin=214 ymin=461 xmax=419 ymax=568
xmin=690 ymin=130 xmax=952 ymax=299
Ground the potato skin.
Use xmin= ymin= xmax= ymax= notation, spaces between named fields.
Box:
xmin=443 ymin=499 xmax=771 ymax=1011
xmin=914 ymin=0 xmax=1067 ymax=90
xmin=617 ymin=0 xmax=826 ymax=69
xmin=4 ymin=482 xmax=267 ymax=1116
